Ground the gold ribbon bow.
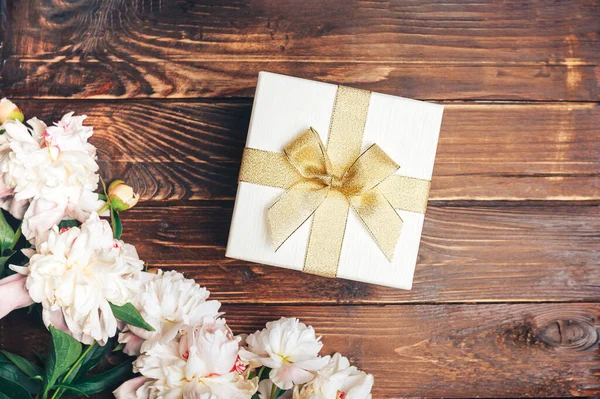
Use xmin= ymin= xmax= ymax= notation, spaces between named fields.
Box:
xmin=239 ymin=86 xmax=431 ymax=278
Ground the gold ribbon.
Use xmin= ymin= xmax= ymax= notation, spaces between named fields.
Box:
xmin=239 ymin=86 xmax=431 ymax=278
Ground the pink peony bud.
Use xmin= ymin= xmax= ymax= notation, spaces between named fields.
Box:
xmin=0 ymin=98 xmax=24 ymax=124
xmin=108 ymin=180 xmax=140 ymax=211
xmin=0 ymin=274 xmax=34 ymax=319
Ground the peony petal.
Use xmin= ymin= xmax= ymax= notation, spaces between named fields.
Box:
xmin=294 ymin=355 xmax=330 ymax=371
xmin=182 ymin=380 xmax=209 ymax=399
xmin=3 ymin=121 xmax=37 ymax=144
xmin=22 ymin=198 xmax=66 ymax=244
xmin=7 ymin=197 xmax=29 ymax=219
xmin=42 ymin=308 xmax=70 ymax=335
xmin=66 ymin=191 xmax=105 ymax=222
xmin=26 ymin=117 xmax=47 ymax=142
xmin=270 ymin=364 xmax=315 ymax=390
xmin=0 ymin=274 xmax=33 ymax=319
xmin=0 ymin=273 xmax=25 ymax=286
xmin=113 ymin=376 xmax=150 ymax=399
xmin=257 ymin=379 xmax=276 ymax=399
xmin=119 ymin=331 xmax=145 ymax=356
xmin=345 ymin=373 xmax=374 ymax=399
xmin=20 ymin=248 xmax=36 ymax=259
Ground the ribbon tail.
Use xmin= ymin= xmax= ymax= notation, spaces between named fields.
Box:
xmin=267 ymin=180 xmax=328 ymax=251
xmin=303 ymin=190 xmax=350 ymax=278
xmin=349 ymin=189 xmax=403 ymax=261
xmin=378 ymin=175 xmax=431 ymax=214
xmin=239 ymin=148 xmax=303 ymax=189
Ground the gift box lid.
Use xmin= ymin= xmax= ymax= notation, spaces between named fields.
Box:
xmin=226 ymin=72 xmax=443 ymax=289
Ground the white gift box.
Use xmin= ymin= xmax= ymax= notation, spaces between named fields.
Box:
xmin=226 ymin=72 xmax=444 ymax=289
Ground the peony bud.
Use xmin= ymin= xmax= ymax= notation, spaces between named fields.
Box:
xmin=0 ymin=98 xmax=24 ymax=124
xmin=108 ymin=180 xmax=139 ymax=211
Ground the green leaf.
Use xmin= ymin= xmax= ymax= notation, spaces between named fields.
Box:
xmin=43 ymin=327 xmax=82 ymax=397
xmin=69 ymin=342 xmax=111 ymax=383
xmin=112 ymin=343 xmax=125 ymax=352
xmin=9 ymin=226 xmax=21 ymax=251
xmin=98 ymin=193 xmax=107 ymax=201
xmin=0 ymin=211 xmax=14 ymax=253
xmin=0 ymin=357 xmax=41 ymax=394
xmin=57 ymin=220 xmax=80 ymax=230
xmin=0 ymin=375 xmax=31 ymax=399
xmin=0 ymin=250 xmax=15 ymax=276
xmin=111 ymin=209 xmax=123 ymax=239
xmin=53 ymin=383 xmax=89 ymax=397
xmin=32 ymin=351 xmax=45 ymax=366
xmin=0 ymin=351 xmax=43 ymax=378
xmin=62 ymin=360 xmax=133 ymax=395
xmin=109 ymin=302 xmax=154 ymax=331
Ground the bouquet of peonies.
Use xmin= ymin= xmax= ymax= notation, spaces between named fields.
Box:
xmin=0 ymin=99 xmax=374 ymax=399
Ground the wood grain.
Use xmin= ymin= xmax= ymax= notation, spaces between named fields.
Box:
xmin=114 ymin=203 xmax=600 ymax=303
xmin=2 ymin=303 xmax=599 ymax=397
xmin=2 ymin=0 xmax=599 ymax=100
xmin=1 ymin=0 xmax=599 ymax=397
xmin=11 ymin=100 xmax=600 ymax=201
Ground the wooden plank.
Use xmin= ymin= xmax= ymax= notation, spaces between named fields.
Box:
xmin=2 ymin=0 xmax=599 ymax=100
xmin=2 ymin=303 xmax=599 ymax=397
xmin=12 ymin=100 xmax=600 ymax=201
xmin=4 ymin=62 xmax=600 ymax=102
xmin=115 ymin=203 xmax=600 ymax=303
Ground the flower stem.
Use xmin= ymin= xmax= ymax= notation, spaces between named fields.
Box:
xmin=256 ymin=366 xmax=266 ymax=380
xmin=98 ymin=202 xmax=111 ymax=215
xmin=50 ymin=342 xmax=96 ymax=399
xmin=99 ymin=176 xmax=108 ymax=197
xmin=270 ymin=383 xmax=279 ymax=399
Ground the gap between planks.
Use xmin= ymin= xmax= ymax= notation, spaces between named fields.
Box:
xmin=2 ymin=97 xmax=599 ymax=105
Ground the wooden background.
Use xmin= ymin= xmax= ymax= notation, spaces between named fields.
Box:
xmin=1 ymin=0 xmax=599 ymax=397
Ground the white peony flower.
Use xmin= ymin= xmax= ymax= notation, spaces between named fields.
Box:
xmin=293 ymin=353 xmax=373 ymax=399
xmin=119 ymin=270 xmax=222 ymax=354
xmin=0 ymin=115 xmax=103 ymax=244
xmin=42 ymin=112 xmax=95 ymax=154
xmin=10 ymin=213 xmax=144 ymax=344
xmin=239 ymin=318 xmax=329 ymax=390
xmin=127 ymin=318 xmax=258 ymax=399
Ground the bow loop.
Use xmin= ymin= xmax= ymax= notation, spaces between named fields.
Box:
xmin=283 ymin=127 xmax=332 ymax=183
xmin=341 ymin=144 xmax=399 ymax=196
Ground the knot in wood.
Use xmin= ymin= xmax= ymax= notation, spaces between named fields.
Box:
xmin=538 ymin=319 xmax=598 ymax=351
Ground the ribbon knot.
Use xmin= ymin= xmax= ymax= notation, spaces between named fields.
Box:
xmin=327 ymin=175 xmax=344 ymax=190
xmin=269 ymin=127 xmax=403 ymax=262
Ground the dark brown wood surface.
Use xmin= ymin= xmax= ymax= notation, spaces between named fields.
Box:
xmin=2 ymin=0 xmax=600 ymax=101
xmin=1 ymin=0 xmax=599 ymax=398
xmin=3 ymin=303 xmax=600 ymax=397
